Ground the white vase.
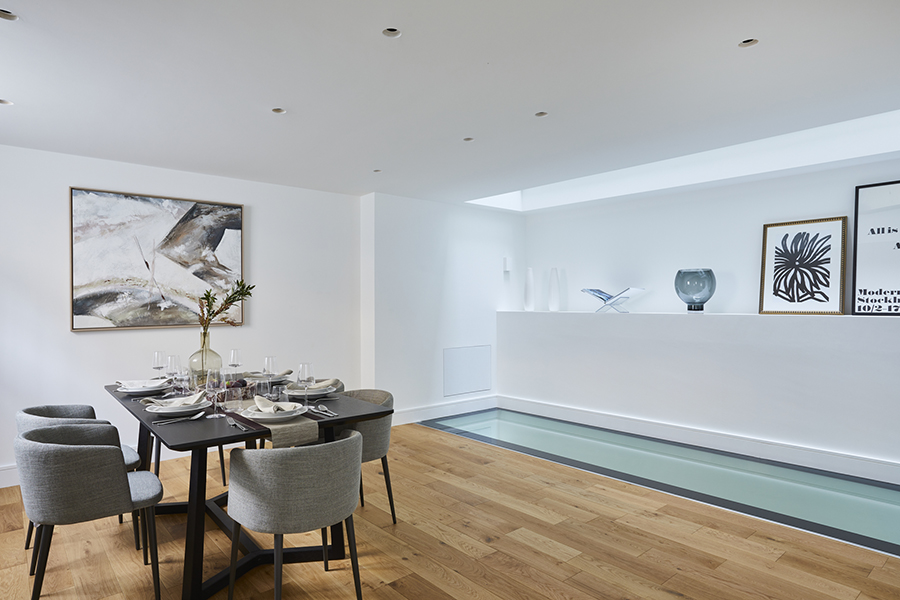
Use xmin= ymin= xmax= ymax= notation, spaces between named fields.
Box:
xmin=524 ymin=268 xmax=534 ymax=311
xmin=548 ymin=267 xmax=560 ymax=312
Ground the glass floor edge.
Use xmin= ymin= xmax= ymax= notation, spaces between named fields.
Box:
xmin=421 ymin=408 xmax=900 ymax=558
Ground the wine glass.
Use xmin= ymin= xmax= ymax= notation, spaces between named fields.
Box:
xmin=229 ymin=349 xmax=242 ymax=374
xmin=295 ymin=363 xmax=314 ymax=408
xmin=206 ymin=369 xmax=226 ymax=419
xmin=263 ymin=356 xmax=277 ymax=399
xmin=152 ymin=351 xmax=166 ymax=379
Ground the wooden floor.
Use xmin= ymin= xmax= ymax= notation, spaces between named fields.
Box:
xmin=2 ymin=423 xmax=900 ymax=599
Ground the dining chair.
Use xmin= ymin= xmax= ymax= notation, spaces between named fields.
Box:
xmin=341 ymin=389 xmax=397 ymax=524
xmin=15 ymin=424 xmax=164 ymax=600
xmin=227 ymin=430 xmax=363 ymax=600
xmin=16 ymin=405 xmax=144 ymax=554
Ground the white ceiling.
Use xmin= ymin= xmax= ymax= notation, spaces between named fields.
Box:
xmin=3 ymin=1 xmax=900 ymax=205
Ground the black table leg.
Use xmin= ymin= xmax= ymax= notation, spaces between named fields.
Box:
xmin=182 ymin=448 xmax=208 ymax=600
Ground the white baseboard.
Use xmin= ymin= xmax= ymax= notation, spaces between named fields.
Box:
xmin=497 ymin=395 xmax=900 ymax=486
xmin=393 ymin=394 xmax=497 ymax=426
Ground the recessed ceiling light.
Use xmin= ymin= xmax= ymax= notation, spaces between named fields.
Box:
xmin=0 ymin=9 xmax=18 ymax=21
xmin=0 ymin=99 xmax=12 ymax=105
xmin=271 ymin=107 xmax=286 ymax=114
xmin=738 ymin=38 xmax=759 ymax=48
xmin=463 ymin=137 xmax=474 ymax=142
xmin=382 ymin=28 xmax=401 ymax=38
xmin=535 ymin=111 xmax=548 ymax=117
xmin=373 ymin=169 xmax=382 ymax=173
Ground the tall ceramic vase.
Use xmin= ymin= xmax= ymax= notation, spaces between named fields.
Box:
xmin=189 ymin=330 xmax=222 ymax=385
xmin=524 ymin=268 xmax=535 ymax=311
xmin=548 ymin=267 xmax=560 ymax=312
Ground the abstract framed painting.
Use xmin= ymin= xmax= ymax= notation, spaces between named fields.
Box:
xmin=70 ymin=188 xmax=243 ymax=331
xmin=853 ymin=179 xmax=900 ymax=315
xmin=759 ymin=216 xmax=847 ymax=315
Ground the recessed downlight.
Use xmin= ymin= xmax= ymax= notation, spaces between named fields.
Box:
xmin=535 ymin=111 xmax=548 ymax=117
xmin=463 ymin=137 xmax=474 ymax=142
xmin=0 ymin=99 xmax=12 ymax=105
xmin=0 ymin=9 xmax=18 ymax=21
xmin=382 ymin=28 xmax=401 ymax=38
xmin=271 ymin=107 xmax=286 ymax=114
xmin=738 ymin=38 xmax=759 ymax=47
xmin=373 ymin=169 xmax=382 ymax=173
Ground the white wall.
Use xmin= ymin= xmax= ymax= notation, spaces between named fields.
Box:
xmin=501 ymin=157 xmax=900 ymax=482
xmin=0 ymin=144 xmax=361 ymax=486
xmin=524 ymin=158 xmax=900 ymax=313
xmin=365 ymin=193 xmax=525 ymax=423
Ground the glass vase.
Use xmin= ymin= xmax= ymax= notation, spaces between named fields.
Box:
xmin=189 ymin=330 xmax=222 ymax=386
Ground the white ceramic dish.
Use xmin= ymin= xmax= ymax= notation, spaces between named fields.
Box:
xmin=241 ymin=406 xmax=308 ymax=422
xmin=145 ymin=400 xmax=211 ymax=415
xmin=284 ymin=386 xmax=336 ymax=399
xmin=245 ymin=375 xmax=291 ymax=385
xmin=118 ymin=384 xmax=174 ymax=396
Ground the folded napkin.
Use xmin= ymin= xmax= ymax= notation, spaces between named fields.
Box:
xmin=140 ymin=391 xmax=205 ymax=407
xmin=253 ymin=396 xmax=302 ymax=413
xmin=243 ymin=369 xmax=293 ymax=380
xmin=246 ymin=395 xmax=317 ymax=448
xmin=286 ymin=377 xmax=339 ymax=391
xmin=117 ymin=378 xmax=172 ymax=390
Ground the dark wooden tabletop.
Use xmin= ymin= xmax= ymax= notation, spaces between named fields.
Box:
xmin=106 ymin=384 xmax=393 ymax=452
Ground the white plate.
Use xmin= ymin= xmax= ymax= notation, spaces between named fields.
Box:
xmin=245 ymin=375 xmax=291 ymax=385
xmin=118 ymin=384 xmax=174 ymax=396
xmin=118 ymin=379 xmax=171 ymax=391
xmin=241 ymin=406 xmax=308 ymax=422
xmin=285 ymin=386 xmax=336 ymax=399
xmin=145 ymin=400 xmax=211 ymax=415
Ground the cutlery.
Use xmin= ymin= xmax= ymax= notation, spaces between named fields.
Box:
xmin=317 ymin=404 xmax=338 ymax=417
xmin=153 ymin=412 xmax=205 ymax=426
xmin=226 ymin=416 xmax=249 ymax=431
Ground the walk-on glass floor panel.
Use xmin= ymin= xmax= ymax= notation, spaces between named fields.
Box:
xmin=423 ymin=409 xmax=900 ymax=556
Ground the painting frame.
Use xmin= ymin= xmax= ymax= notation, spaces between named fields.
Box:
xmin=852 ymin=179 xmax=900 ymax=315
xmin=70 ymin=187 xmax=244 ymax=331
xmin=759 ymin=216 xmax=847 ymax=315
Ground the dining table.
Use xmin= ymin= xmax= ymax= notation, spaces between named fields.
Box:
xmin=106 ymin=384 xmax=394 ymax=600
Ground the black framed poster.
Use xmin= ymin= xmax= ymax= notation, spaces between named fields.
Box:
xmin=853 ymin=180 xmax=900 ymax=315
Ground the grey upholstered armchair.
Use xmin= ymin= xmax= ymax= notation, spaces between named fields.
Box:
xmin=16 ymin=405 xmax=143 ymax=554
xmin=15 ymin=424 xmax=164 ymax=600
xmin=342 ymin=389 xmax=396 ymax=524
xmin=227 ymin=430 xmax=364 ymax=600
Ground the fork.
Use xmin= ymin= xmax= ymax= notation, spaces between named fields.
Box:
xmin=226 ymin=416 xmax=249 ymax=431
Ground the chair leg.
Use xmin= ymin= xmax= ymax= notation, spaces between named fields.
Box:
xmin=321 ymin=528 xmax=328 ymax=571
xmin=218 ymin=445 xmax=227 ymax=485
xmin=132 ymin=510 xmax=141 ymax=550
xmin=118 ymin=514 xmax=123 ymax=524
xmin=141 ymin=506 xmax=149 ymax=565
xmin=25 ymin=520 xmax=34 ymax=549
xmin=381 ymin=455 xmax=397 ymax=524
xmin=29 ymin=523 xmax=43 ymax=576
xmin=228 ymin=521 xmax=242 ymax=600
xmin=153 ymin=436 xmax=161 ymax=476
xmin=144 ymin=507 xmax=161 ymax=600
xmin=359 ymin=474 xmax=365 ymax=507
xmin=31 ymin=524 xmax=53 ymax=600
xmin=274 ymin=533 xmax=283 ymax=600
xmin=345 ymin=516 xmax=363 ymax=600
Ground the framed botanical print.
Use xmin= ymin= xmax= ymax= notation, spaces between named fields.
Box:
xmin=70 ymin=188 xmax=243 ymax=331
xmin=759 ymin=216 xmax=847 ymax=315
xmin=853 ymin=179 xmax=900 ymax=315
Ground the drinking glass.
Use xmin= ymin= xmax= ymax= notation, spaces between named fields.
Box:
xmin=228 ymin=349 xmax=242 ymax=373
xmin=152 ymin=351 xmax=166 ymax=379
xmin=295 ymin=363 xmax=314 ymax=407
xmin=165 ymin=354 xmax=181 ymax=381
xmin=206 ymin=369 xmax=226 ymax=419
xmin=263 ymin=356 xmax=277 ymax=399
xmin=225 ymin=369 xmax=242 ymax=411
